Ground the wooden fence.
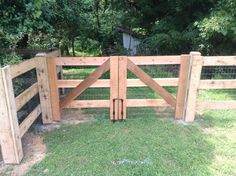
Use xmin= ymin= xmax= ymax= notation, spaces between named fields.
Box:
xmin=0 ymin=51 xmax=235 ymax=164
xmin=0 ymin=50 xmax=60 ymax=164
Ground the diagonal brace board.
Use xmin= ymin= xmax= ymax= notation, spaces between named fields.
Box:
xmin=127 ymin=58 xmax=176 ymax=107
xmin=60 ymin=59 xmax=110 ymax=108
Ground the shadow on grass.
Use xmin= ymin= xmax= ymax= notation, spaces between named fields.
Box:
xmin=26 ymin=108 xmax=216 ymax=176
xmin=196 ymin=109 xmax=236 ymax=128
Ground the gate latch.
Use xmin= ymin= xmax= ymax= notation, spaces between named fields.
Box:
xmin=112 ymin=98 xmax=124 ymax=120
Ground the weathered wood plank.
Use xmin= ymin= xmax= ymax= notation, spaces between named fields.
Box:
xmin=47 ymin=57 xmax=61 ymax=121
xmin=175 ymin=55 xmax=191 ymax=120
xmin=127 ymin=99 xmax=171 ymax=107
xmin=65 ymin=100 xmax=110 ymax=108
xmin=63 ymin=99 xmax=172 ymax=108
xmin=196 ymin=101 xmax=236 ymax=110
xmin=35 ymin=56 xmax=53 ymax=124
xmin=57 ymin=78 xmax=179 ymax=88
xmin=0 ymin=66 xmax=23 ymax=164
xmin=15 ymin=83 xmax=39 ymax=111
xmin=184 ymin=52 xmax=203 ymax=122
xmin=118 ymin=56 xmax=127 ymax=120
xmin=199 ymin=80 xmax=236 ymax=89
xmin=60 ymin=59 xmax=110 ymax=108
xmin=54 ymin=56 xmax=181 ymax=66
xmin=10 ymin=58 xmax=36 ymax=79
xmin=203 ymin=56 xmax=236 ymax=66
xmin=54 ymin=57 xmax=109 ymax=66
xmin=110 ymin=56 xmax=119 ymax=120
xmin=128 ymin=56 xmax=181 ymax=65
xmin=19 ymin=105 xmax=41 ymax=138
xmin=127 ymin=58 xmax=176 ymax=107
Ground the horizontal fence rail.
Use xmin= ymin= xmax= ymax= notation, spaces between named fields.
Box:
xmin=203 ymin=56 xmax=236 ymax=66
xmin=54 ymin=55 xmax=181 ymax=66
xmin=57 ymin=78 xmax=179 ymax=88
xmin=195 ymin=56 xmax=236 ymax=112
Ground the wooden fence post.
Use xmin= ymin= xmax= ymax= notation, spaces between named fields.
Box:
xmin=47 ymin=56 xmax=61 ymax=121
xmin=0 ymin=66 xmax=23 ymax=164
xmin=35 ymin=53 xmax=53 ymax=124
xmin=184 ymin=52 xmax=203 ymax=122
xmin=175 ymin=55 xmax=191 ymax=120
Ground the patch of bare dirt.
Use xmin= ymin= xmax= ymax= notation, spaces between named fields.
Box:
xmin=61 ymin=109 xmax=94 ymax=125
xmin=0 ymin=132 xmax=46 ymax=176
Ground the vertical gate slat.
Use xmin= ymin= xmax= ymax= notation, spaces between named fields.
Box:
xmin=175 ymin=55 xmax=191 ymax=120
xmin=47 ymin=57 xmax=61 ymax=121
xmin=0 ymin=66 xmax=23 ymax=164
xmin=118 ymin=56 xmax=127 ymax=120
xmin=110 ymin=56 xmax=119 ymax=120
xmin=184 ymin=52 xmax=203 ymax=122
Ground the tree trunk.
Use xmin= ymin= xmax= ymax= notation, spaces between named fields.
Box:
xmin=72 ymin=39 xmax=75 ymax=56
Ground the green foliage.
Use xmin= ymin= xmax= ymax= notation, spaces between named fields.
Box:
xmin=0 ymin=0 xmax=235 ymax=59
xmin=196 ymin=0 xmax=236 ymax=55
xmin=0 ymin=0 xmax=52 ymax=49
xmin=0 ymin=52 xmax=22 ymax=66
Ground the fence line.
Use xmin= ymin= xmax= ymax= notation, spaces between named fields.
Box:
xmin=0 ymin=51 xmax=235 ymax=164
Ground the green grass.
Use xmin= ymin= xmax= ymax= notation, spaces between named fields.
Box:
xmin=25 ymin=109 xmax=236 ymax=176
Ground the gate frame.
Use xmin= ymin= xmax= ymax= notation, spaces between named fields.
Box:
xmin=54 ymin=55 xmax=181 ymax=121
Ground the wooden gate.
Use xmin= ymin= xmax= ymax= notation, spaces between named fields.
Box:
xmin=49 ymin=55 xmax=187 ymax=121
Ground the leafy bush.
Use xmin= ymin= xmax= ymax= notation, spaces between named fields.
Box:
xmin=0 ymin=52 xmax=22 ymax=67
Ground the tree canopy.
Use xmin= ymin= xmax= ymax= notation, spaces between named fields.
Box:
xmin=0 ymin=0 xmax=235 ymax=57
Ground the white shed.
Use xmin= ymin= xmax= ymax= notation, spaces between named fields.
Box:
xmin=117 ymin=26 xmax=141 ymax=55
xmin=122 ymin=33 xmax=140 ymax=55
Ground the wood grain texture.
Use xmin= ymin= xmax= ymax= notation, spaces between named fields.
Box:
xmin=128 ymin=56 xmax=181 ymax=65
xmin=127 ymin=58 xmax=176 ymax=107
xmin=175 ymin=55 xmax=190 ymax=120
xmin=54 ymin=57 xmax=109 ymax=66
xmin=47 ymin=57 xmax=61 ymax=121
xmin=54 ymin=56 xmax=181 ymax=66
xmin=60 ymin=59 xmax=110 ymax=108
xmin=0 ymin=66 xmax=23 ymax=164
xmin=196 ymin=101 xmax=236 ymax=110
xmin=19 ymin=105 xmax=41 ymax=138
xmin=184 ymin=52 xmax=203 ymax=122
xmin=35 ymin=57 xmax=53 ymax=124
xmin=118 ymin=56 xmax=127 ymax=120
xmin=127 ymin=99 xmax=172 ymax=107
xmin=109 ymin=56 xmax=119 ymax=120
xmin=65 ymin=100 xmax=110 ymax=108
xmin=10 ymin=58 xmax=36 ymax=79
xmin=63 ymin=99 xmax=172 ymax=108
xmin=203 ymin=56 xmax=236 ymax=66
xmin=57 ymin=78 xmax=179 ymax=88
xmin=199 ymin=80 xmax=236 ymax=89
xmin=15 ymin=83 xmax=39 ymax=111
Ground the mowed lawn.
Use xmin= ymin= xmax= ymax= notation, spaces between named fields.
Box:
xmin=25 ymin=109 xmax=236 ymax=176
xmin=25 ymin=67 xmax=236 ymax=176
